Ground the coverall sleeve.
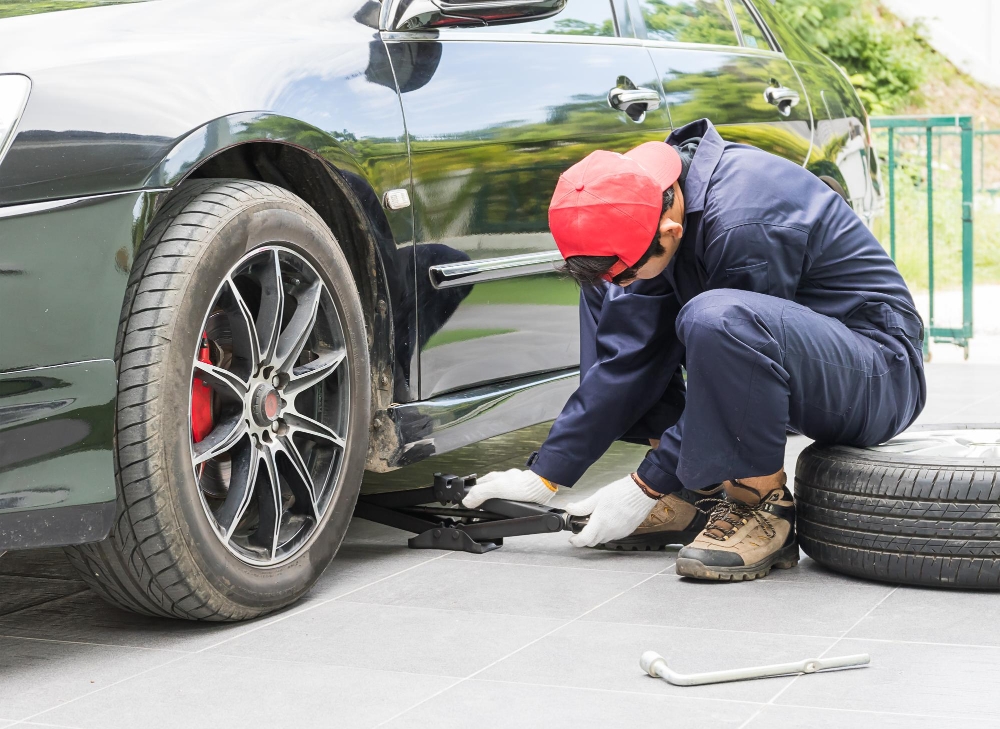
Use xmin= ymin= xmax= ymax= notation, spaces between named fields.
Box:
xmin=700 ymin=221 xmax=811 ymax=299
xmin=530 ymin=276 xmax=684 ymax=487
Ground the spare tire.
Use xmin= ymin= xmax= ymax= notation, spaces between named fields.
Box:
xmin=795 ymin=424 xmax=1000 ymax=589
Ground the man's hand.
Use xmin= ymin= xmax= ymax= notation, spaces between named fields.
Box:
xmin=461 ymin=469 xmax=557 ymax=509
xmin=564 ymin=475 xmax=658 ymax=548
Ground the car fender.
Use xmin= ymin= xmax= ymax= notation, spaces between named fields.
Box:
xmin=144 ymin=113 xmax=413 ymax=433
xmin=144 ymin=111 xmax=365 ymax=190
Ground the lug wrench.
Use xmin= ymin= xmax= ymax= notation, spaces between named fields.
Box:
xmin=640 ymin=650 xmax=870 ymax=686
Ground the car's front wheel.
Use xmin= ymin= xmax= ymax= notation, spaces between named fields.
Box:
xmin=66 ymin=179 xmax=371 ymax=620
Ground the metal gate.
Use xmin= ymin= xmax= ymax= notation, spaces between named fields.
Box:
xmin=870 ymin=114 xmax=974 ymax=359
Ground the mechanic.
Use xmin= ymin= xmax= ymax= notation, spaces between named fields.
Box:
xmin=462 ymin=118 xmax=926 ymax=581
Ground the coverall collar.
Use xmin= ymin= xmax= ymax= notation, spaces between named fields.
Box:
xmin=666 ymin=119 xmax=726 ymax=215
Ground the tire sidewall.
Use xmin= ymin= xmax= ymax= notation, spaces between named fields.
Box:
xmin=153 ymin=193 xmax=370 ymax=611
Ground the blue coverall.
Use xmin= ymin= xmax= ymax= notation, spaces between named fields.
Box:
xmin=529 ymin=119 xmax=926 ymax=495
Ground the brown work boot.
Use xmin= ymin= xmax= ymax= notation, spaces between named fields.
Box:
xmin=675 ymin=472 xmax=798 ymax=581
xmin=601 ymin=484 xmax=723 ymax=551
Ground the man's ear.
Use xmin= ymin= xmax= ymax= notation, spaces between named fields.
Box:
xmin=659 ymin=215 xmax=683 ymax=240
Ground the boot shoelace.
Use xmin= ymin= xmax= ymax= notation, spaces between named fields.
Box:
xmin=694 ymin=497 xmax=776 ymax=541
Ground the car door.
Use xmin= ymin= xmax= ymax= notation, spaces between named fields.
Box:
xmin=632 ymin=0 xmax=812 ymax=164
xmin=747 ymin=0 xmax=878 ymax=222
xmin=383 ymin=0 xmax=670 ymax=398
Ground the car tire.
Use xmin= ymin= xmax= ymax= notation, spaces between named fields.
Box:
xmin=65 ymin=179 xmax=371 ymax=620
xmin=796 ymin=423 xmax=1000 ymax=589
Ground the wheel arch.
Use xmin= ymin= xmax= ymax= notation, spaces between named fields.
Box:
xmin=142 ymin=115 xmax=403 ymax=465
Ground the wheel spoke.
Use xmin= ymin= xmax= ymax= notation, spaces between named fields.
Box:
xmin=274 ymin=280 xmax=322 ymax=373
xmin=193 ymin=414 xmax=248 ymax=465
xmin=194 ymin=360 xmax=249 ymax=402
xmin=227 ymin=277 xmax=262 ymax=371
xmin=190 ymin=245 xmax=349 ymax=566
xmin=285 ymin=348 xmax=346 ymax=397
xmin=255 ymin=249 xmax=284 ymax=365
xmin=284 ymin=412 xmax=345 ymax=450
xmin=278 ymin=436 xmax=319 ymax=518
xmin=214 ymin=437 xmax=259 ymax=538
xmin=255 ymin=445 xmax=283 ymax=560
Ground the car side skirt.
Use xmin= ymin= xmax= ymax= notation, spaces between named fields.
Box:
xmin=0 ymin=501 xmax=116 ymax=551
xmin=370 ymin=369 xmax=579 ymax=471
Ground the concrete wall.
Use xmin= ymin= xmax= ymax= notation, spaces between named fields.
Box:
xmin=882 ymin=0 xmax=1000 ymax=88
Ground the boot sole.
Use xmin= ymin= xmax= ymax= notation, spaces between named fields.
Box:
xmin=675 ymin=543 xmax=800 ymax=581
xmin=599 ymin=530 xmax=702 ymax=552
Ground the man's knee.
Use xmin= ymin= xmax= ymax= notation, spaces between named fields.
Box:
xmin=676 ymin=290 xmax=756 ymax=343
xmin=676 ymin=290 xmax=784 ymax=361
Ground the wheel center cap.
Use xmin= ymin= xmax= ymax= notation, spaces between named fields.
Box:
xmin=251 ymin=385 xmax=281 ymax=426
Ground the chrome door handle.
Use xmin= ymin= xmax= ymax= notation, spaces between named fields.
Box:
xmin=763 ymin=83 xmax=800 ymax=117
xmin=608 ymin=87 xmax=661 ymax=112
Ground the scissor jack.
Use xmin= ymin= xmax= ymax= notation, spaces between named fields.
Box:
xmin=353 ymin=473 xmax=587 ymax=554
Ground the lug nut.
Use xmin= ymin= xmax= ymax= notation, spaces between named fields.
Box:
xmin=272 ymin=375 xmax=282 ymax=388
xmin=271 ymin=421 xmax=281 ymax=432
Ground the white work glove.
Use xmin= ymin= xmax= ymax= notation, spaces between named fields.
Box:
xmin=564 ymin=475 xmax=658 ymax=548
xmin=462 ymin=469 xmax=556 ymax=509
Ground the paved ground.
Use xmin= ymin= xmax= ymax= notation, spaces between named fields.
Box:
xmin=0 ymin=362 xmax=998 ymax=729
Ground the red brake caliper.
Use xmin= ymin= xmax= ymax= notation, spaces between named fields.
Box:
xmin=191 ymin=333 xmax=214 ymax=443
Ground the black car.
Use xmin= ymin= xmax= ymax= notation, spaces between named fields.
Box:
xmin=0 ymin=0 xmax=881 ymax=619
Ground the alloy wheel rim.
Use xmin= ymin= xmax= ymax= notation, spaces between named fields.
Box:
xmin=188 ymin=245 xmax=349 ymax=567
xmin=867 ymin=428 xmax=1000 ymax=459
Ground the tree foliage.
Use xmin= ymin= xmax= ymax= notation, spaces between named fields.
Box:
xmin=640 ymin=0 xmax=741 ymax=45
xmin=772 ymin=0 xmax=927 ymax=114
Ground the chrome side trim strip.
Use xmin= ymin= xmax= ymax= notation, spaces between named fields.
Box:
xmin=381 ymin=30 xmax=646 ymax=45
xmin=639 ymin=39 xmax=783 ymax=56
xmin=428 ymin=250 xmax=563 ymax=289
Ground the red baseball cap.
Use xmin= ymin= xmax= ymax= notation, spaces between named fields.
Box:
xmin=548 ymin=142 xmax=682 ymax=282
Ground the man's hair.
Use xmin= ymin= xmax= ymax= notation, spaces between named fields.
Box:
xmin=559 ymin=186 xmax=675 ymax=286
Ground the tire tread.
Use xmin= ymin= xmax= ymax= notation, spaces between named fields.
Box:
xmin=796 ymin=443 xmax=1000 ymax=589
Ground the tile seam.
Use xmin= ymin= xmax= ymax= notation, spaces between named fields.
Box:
xmin=11 ymin=552 xmax=451 ymax=725
xmin=0 ymin=590 xmax=91 ymax=621
xmin=471 ymin=677 xmax=769 ymax=706
xmin=437 ymin=556 xmax=668 ymax=574
xmin=370 ymin=563 xmax=679 ymax=727
xmin=735 ymin=585 xmax=899 ymax=729
xmin=776 ymin=701 xmax=997 ymax=721
xmin=575 ymin=617 xmax=1000 ymax=650
xmin=0 ymin=633 xmax=190 ymax=654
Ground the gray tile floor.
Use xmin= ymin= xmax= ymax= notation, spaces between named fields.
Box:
xmin=0 ymin=362 xmax=997 ymax=728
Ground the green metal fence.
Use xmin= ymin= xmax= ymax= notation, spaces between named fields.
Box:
xmin=904 ymin=126 xmax=1000 ymax=193
xmin=871 ymin=115 xmax=974 ymax=359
